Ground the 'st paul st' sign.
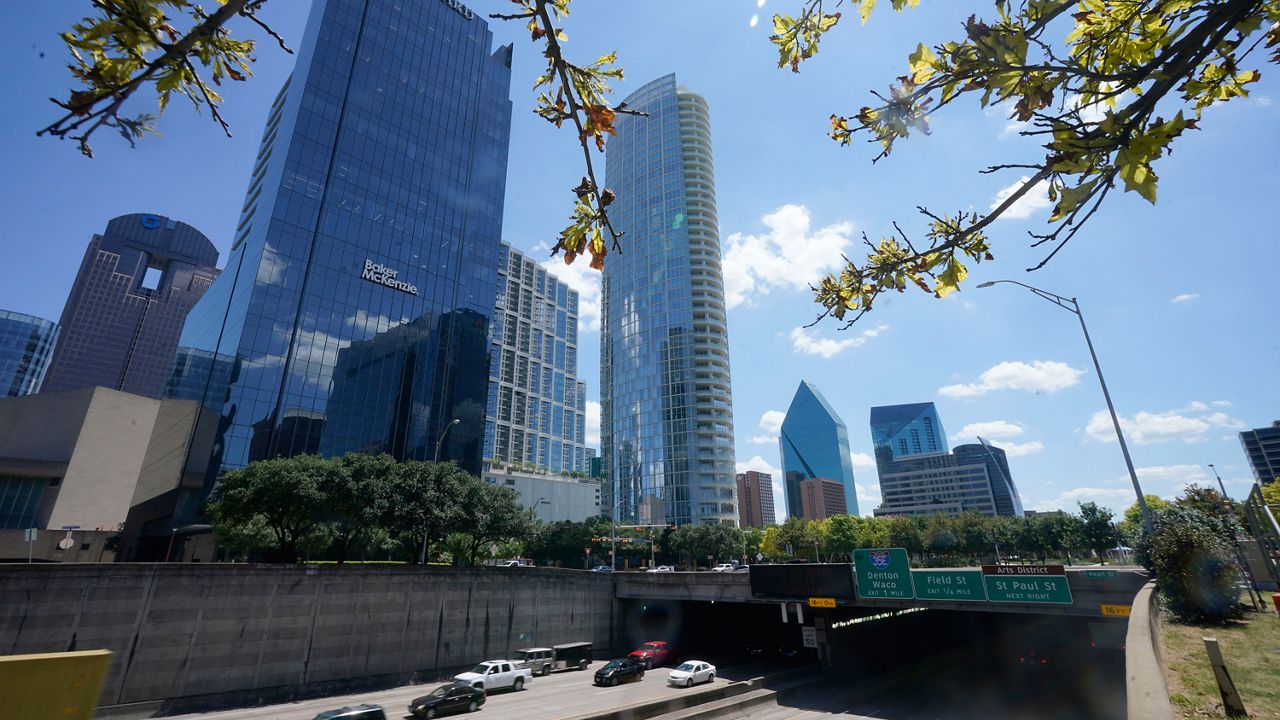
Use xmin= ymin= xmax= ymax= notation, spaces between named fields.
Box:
xmin=361 ymin=259 xmax=418 ymax=296
xmin=441 ymin=0 xmax=475 ymax=19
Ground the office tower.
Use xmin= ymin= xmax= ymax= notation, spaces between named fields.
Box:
xmin=779 ymin=381 xmax=857 ymax=519
xmin=799 ymin=478 xmax=848 ymax=520
xmin=1240 ymin=421 xmax=1280 ymax=484
xmin=0 ymin=310 xmax=59 ymax=397
xmin=736 ymin=470 xmax=776 ymax=528
xmin=600 ymin=74 xmax=736 ymax=526
xmin=953 ymin=440 xmax=1024 ymax=516
xmin=155 ymin=0 xmax=513 ymax=543
xmin=872 ymin=452 xmax=999 ymax=517
xmin=42 ymin=213 xmax=219 ymax=399
xmin=869 ymin=402 xmax=947 ymax=472
xmin=483 ymin=243 xmax=587 ymax=475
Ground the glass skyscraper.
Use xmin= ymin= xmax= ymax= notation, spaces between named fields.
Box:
xmin=483 ymin=243 xmax=587 ymax=475
xmin=162 ymin=0 xmax=513 ymax=534
xmin=953 ymin=440 xmax=1024 ymax=516
xmin=0 ymin=310 xmax=59 ymax=397
xmin=779 ymin=381 xmax=857 ymax=519
xmin=42 ymin=213 xmax=219 ymax=399
xmin=1240 ymin=421 xmax=1280 ymax=484
xmin=601 ymin=74 xmax=737 ymax=526
xmin=869 ymin=402 xmax=948 ymax=472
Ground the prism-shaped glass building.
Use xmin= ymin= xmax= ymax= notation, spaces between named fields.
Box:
xmin=779 ymin=381 xmax=857 ymax=518
xmin=869 ymin=402 xmax=947 ymax=472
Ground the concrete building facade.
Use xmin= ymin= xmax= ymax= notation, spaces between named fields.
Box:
xmin=481 ymin=465 xmax=601 ymax=522
xmin=735 ymin=470 xmax=775 ymax=527
xmin=42 ymin=213 xmax=219 ymax=399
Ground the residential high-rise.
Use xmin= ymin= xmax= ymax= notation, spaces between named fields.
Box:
xmin=1240 ymin=421 xmax=1280 ymax=484
xmin=42 ymin=213 xmax=219 ymax=399
xmin=600 ymin=74 xmax=736 ymax=526
xmin=870 ymin=402 xmax=947 ymax=472
xmin=953 ymin=440 xmax=1024 ymax=516
xmin=0 ymin=310 xmax=59 ymax=397
xmin=151 ymin=0 xmax=513 ymax=547
xmin=779 ymin=381 xmax=857 ymax=519
xmin=483 ymin=243 xmax=587 ymax=476
xmin=736 ymin=470 xmax=776 ymax=528
xmin=799 ymin=477 xmax=848 ymax=520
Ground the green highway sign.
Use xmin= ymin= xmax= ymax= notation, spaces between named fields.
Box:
xmin=853 ymin=548 xmax=914 ymax=599
xmin=984 ymin=574 xmax=1073 ymax=604
xmin=1084 ymin=569 xmax=1117 ymax=579
xmin=911 ymin=570 xmax=987 ymax=601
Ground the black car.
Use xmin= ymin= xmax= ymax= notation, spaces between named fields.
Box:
xmin=409 ymin=682 xmax=485 ymax=718
xmin=593 ymin=657 xmax=645 ymax=686
xmin=314 ymin=705 xmax=386 ymax=720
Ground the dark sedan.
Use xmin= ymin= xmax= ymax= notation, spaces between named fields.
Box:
xmin=409 ymin=682 xmax=485 ymax=718
xmin=593 ymin=657 xmax=645 ymax=686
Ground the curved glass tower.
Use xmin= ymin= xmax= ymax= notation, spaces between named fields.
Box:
xmin=779 ymin=381 xmax=857 ymax=518
xmin=601 ymin=74 xmax=737 ymax=526
xmin=0 ymin=310 xmax=59 ymax=397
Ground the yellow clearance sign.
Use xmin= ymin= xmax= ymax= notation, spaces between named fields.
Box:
xmin=808 ymin=597 xmax=837 ymax=608
xmin=1100 ymin=604 xmax=1131 ymax=617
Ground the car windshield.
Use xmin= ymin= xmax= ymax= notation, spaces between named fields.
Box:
xmin=675 ymin=663 xmax=696 ymax=671
xmin=469 ymin=664 xmax=491 ymax=674
xmin=642 ymin=643 xmax=663 ymax=651
xmin=603 ymin=660 xmax=624 ymax=670
xmin=428 ymin=686 xmax=450 ymax=698
xmin=513 ymin=650 xmax=528 ymax=660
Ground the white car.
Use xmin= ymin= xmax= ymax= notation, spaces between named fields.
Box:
xmin=646 ymin=565 xmax=673 ymax=573
xmin=710 ymin=563 xmax=736 ymax=572
xmin=667 ymin=660 xmax=716 ymax=687
xmin=453 ymin=660 xmax=532 ymax=691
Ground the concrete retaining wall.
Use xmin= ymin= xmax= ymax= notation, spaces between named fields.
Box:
xmin=1124 ymin=581 xmax=1174 ymax=720
xmin=0 ymin=564 xmax=617 ymax=715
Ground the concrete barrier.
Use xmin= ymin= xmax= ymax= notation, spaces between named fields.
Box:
xmin=0 ymin=563 xmax=617 ymax=716
xmin=562 ymin=677 xmax=759 ymax=720
xmin=1125 ymin=581 xmax=1174 ymax=720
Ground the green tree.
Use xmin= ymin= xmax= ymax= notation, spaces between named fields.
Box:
xmin=1262 ymin=481 xmax=1280 ymax=517
xmin=760 ymin=525 xmax=785 ymax=559
xmin=742 ymin=526 xmax=766 ymax=562
xmin=771 ymin=0 xmax=1280 ymax=323
xmin=384 ymin=460 xmax=467 ymax=563
xmin=453 ymin=480 xmax=537 ymax=565
xmin=1117 ymin=495 xmax=1171 ymax=545
xmin=887 ymin=515 xmax=925 ymax=559
xmin=955 ymin=512 xmax=994 ymax=563
xmin=923 ymin=514 xmax=959 ymax=560
xmin=323 ymin=453 xmax=396 ymax=563
xmin=1136 ymin=505 xmax=1241 ymax=622
xmin=1055 ymin=513 xmax=1086 ymax=566
xmin=669 ymin=524 xmax=747 ymax=568
xmin=207 ymin=454 xmax=330 ymax=562
xmin=824 ymin=514 xmax=861 ymax=561
xmin=1175 ymin=484 xmax=1236 ymax=523
xmin=858 ymin=516 xmax=891 ymax=549
xmin=1077 ymin=501 xmax=1119 ymax=564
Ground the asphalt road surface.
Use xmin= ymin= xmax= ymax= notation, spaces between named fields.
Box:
xmin=164 ymin=661 xmax=758 ymax=720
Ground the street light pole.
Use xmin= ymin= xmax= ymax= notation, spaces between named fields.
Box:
xmin=422 ymin=419 xmax=461 ymax=564
xmin=1208 ymin=464 xmax=1230 ymax=499
xmin=977 ymin=280 xmax=1153 ymax=534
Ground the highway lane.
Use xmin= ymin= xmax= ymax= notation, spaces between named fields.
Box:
xmin=164 ymin=659 xmax=771 ymax=720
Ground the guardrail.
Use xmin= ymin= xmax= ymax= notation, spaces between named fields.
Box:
xmin=1124 ymin=581 xmax=1174 ymax=720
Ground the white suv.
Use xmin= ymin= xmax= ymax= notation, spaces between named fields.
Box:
xmin=711 ymin=563 xmax=737 ymax=572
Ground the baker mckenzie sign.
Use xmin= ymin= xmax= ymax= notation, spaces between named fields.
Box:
xmin=361 ymin=259 xmax=418 ymax=295
xmin=440 ymin=0 xmax=474 ymax=19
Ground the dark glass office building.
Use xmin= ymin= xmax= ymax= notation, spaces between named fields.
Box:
xmin=1239 ymin=420 xmax=1280 ymax=484
xmin=42 ymin=213 xmax=219 ymax=399
xmin=154 ymin=0 xmax=513 ymax=541
xmin=870 ymin=402 xmax=948 ymax=473
xmin=953 ymin=440 xmax=1024 ymax=516
xmin=779 ymin=381 xmax=857 ymax=518
xmin=601 ymin=74 xmax=737 ymax=526
xmin=0 ymin=310 xmax=59 ymax=397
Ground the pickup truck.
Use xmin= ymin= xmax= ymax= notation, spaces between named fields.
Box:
xmin=454 ymin=660 xmax=532 ymax=692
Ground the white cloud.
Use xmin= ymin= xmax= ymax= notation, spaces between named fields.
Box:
xmin=722 ymin=204 xmax=855 ymax=309
xmin=1131 ymin=464 xmax=1212 ymax=488
xmin=989 ymin=440 xmax=1045 ymax=457
xmin=736 ymin=456 xmax=780 ymax=476
xmin=542 ymin=255 xmax=602 ymax=333
xmin=1031 ymin=487 xmax=1136 ymax=514
xmin=1211 ymin=400 xmax=1233 ymax=408
xmin=855 ymin=482 xmax=881 ymax=517
xmin=585 ymin=401 xmax=601 ymax=447
xmin=939 ymin=360 xmax=1085 ymax=398
xmin=789 ymin=324 xmax=889 ymax=359
xmin=1170 ymin=293 xmax=1200 ymax=304
xmin=850 ymin=452 xmax=876 ymax=471
xmin=952 ymin=420 xmax=1026 ymax=441
xmin=749 ymin=409 xmax=786 ymax=444
xmin=990 ymin=175 xmax=1052 ymax=220
xmin=1085 ymin=404 xmax=1246 ymax=445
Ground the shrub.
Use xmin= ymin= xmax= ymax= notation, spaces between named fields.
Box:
xmin=1136 ymin=506 xmax=1241 ymax=623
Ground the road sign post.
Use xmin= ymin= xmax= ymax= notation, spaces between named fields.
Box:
xmin=853 ymin=548 xmax=915 ymax=599
xmin=911 ymin=569 xmax=987 ymax=601
xmin=25 ymin=528 xmax=37 ymax=563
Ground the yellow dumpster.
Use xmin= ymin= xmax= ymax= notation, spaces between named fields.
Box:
xmin=0 ymin=650 xmax=112 ymax=720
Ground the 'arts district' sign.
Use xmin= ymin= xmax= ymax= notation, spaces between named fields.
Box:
xmin=360 ymin=259 xmax=418 ymax=295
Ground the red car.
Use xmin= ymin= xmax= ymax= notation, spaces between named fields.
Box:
xmin=629 ymin=641 xmax=674 ymax=669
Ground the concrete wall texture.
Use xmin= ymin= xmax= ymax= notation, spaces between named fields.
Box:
xmin=0 ymin=564 xmax=617 ymax=714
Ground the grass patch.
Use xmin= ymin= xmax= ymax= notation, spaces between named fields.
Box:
xmin=1160 ymin=603 xmax=1280 ymax=718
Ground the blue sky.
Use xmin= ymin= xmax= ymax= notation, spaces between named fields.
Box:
xmin=2 ymin=2 xmax=1276 ymax=521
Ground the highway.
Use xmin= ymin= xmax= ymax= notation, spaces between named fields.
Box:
xmin=164 ymin=660 xmax=757 ymax=720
